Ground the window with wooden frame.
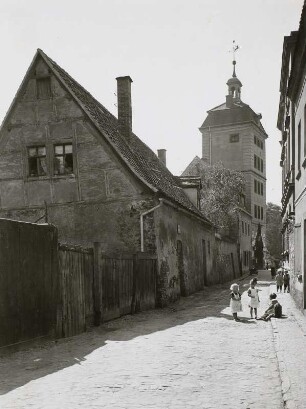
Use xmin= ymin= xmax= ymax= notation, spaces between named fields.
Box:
xmin=54 ymin=143 xmax=73 ymax=175
xmin=36 ymin=77 xmax=51 ymax=99
xmin=28 ymin=146 xmax=47 ymax=177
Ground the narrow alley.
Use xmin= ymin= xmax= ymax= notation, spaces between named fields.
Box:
xmin=1 ymin=270 xmax=305 ymax=409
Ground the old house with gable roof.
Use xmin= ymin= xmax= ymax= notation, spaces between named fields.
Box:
xmin=0 ymin=49 xmax=216 ymax=306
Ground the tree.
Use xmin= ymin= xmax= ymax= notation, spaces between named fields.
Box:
xmin=254 ymin=223 xmax=264 ymax=269
xmin=265 ymin=202 xmax=282 ymax=263
xmin=197 ymin=162 xmax=245 ymax=233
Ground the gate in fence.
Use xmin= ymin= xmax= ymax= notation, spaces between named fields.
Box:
xmin=0 ymin=219 xmax=58 ymax=348
xmin=59 ymin=242 xmax=157 ymax=338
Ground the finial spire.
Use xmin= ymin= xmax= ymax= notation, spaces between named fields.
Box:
xmin=231 ymin=40 xmax=240 ymax=77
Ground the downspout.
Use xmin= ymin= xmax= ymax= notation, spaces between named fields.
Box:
xmin=140 ymin=200 xmax=163 ymax=252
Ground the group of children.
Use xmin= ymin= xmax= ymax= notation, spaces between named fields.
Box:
xmin=230 ymin=278 xmax=282 ymax=321
xmin=275 ymin=270 xmax=290 ymax=293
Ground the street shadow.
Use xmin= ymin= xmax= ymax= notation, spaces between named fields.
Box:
xmin=0 ymin=272 xmax=270 ymax=395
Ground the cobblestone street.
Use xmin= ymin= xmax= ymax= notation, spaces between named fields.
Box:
xmin=0 ymin=270 xmax=304 ymax=409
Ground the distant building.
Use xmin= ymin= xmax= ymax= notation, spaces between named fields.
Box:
xmin=277 ymin=0 xmax=306 ymax=310
xmin=0 ymin=49 xmax=217 ymax=306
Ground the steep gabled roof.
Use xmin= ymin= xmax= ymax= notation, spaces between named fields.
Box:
xmin=200 ymin=100 xmax=267 ymax=137
xmin=0 ymin=49 xmax=211 ymax=224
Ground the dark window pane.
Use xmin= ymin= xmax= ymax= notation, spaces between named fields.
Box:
xmin=29 ymin=157 xmax=38 ymax=176
xmin=64 ymin=153 xmax=73 ymax=173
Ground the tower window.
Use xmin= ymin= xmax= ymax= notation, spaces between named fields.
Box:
xmin=229 ymin=134 xmax=239 ymax=143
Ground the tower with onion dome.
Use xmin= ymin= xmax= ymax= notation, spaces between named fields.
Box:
xmin=198 ymin=43 xmax=267 ymax=266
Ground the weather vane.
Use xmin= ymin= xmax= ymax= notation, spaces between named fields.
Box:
xmin=229 ymin=40 xmax=240 ymax=77
xmin=232 ymin=40 xmax=240 ymax=61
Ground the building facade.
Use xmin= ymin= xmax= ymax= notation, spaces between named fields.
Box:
xmin=278 ymin=1 xmax=306 ymax=310
xmin=0 ymin=49 xmax=217 ymax=306
xmin=199 ymin=63 xmax=267 ymax=264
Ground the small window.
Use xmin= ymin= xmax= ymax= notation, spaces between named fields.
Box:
xmin=247 ymin=224 xmax=250 ymax=236
xmin=254 ymin=135 xmax=257 ymax=145
xmin=260 ymin=183 xmax=263 ymax=196
xmin=208 ymin=240 xmax=211 ymax=255
xmin=36 ymin=77 xmax=51 ymax=99
xmin=230 ymin=134 xmax=239 ymax=143
xmin=241 ymin=221 xmax=244 ymax=234
xmin=28 ymin=146 xmax=47 ymax=177
xmin=261 ymin=207 xmax=263 ymax=220
xmin=54 ymin=143 xmax=73 ymax=175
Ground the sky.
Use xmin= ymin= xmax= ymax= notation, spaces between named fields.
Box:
xmin=0 ymin=0 xmax=304 ymax=205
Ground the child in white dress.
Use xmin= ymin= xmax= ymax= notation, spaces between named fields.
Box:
xmin=230 ymin=283 xmax=242 ymax=321
xmin=247 ymin=280 xmax=260 ymax=319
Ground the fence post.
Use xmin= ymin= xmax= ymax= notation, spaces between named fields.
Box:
xmin=93 ymin=242 xmax=102 ymax=326
xmin=131 ymin=253 xmax=139 ymax=314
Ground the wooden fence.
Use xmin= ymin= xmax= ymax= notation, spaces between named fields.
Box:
xmin=58 ymin=244 xmax=94 ymax=339
xmin=58 ymin=243 xmax=157 ymax=338
xmin=0 ymin=218 xmax=157 ymax=346
xmin=0 ymin=219 xmax=58 ymax=348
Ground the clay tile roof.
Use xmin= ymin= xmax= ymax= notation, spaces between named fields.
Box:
xmin=37 ymin=50 xmax=211 ymax=224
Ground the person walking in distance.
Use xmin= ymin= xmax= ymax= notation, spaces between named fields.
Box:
xmin=230 ymin=283 xmax=242 ymax=321
xmin=275 ymin=271 xmax=284 ymax=293
xmin=247 ymin=279 xmax=260 ymax=319
xmin=283 ymin=271 xmax=290 ymax=293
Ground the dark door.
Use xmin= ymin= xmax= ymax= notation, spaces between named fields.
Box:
xmin=202 ymin=239 xmax=208 ymax=286
xmin=177 ymin=240 xmax=186 ymax=296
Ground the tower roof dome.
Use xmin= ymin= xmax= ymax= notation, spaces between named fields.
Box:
xmin=227 ymin=76 xmax=242 ymax=87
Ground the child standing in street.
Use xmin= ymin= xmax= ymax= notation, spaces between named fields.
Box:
xmin=247 ymin=279 xmax=260 ymax=319
xmin=230 ymin=283 xmax=242 ymax=321
xmin=276 ymin=271 xmax=284 ymax=292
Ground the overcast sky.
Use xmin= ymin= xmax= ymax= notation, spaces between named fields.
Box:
xmin=0 ymin=0 xmax=303 ymax=205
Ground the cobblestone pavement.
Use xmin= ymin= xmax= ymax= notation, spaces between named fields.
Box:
xmin=269 ymin=282 xmax=306 ymax=409
xmin=0 ymin=271 xmax=294 ymax=409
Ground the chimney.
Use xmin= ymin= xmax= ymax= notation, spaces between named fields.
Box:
xmin=157 ymin=149 xmax=167 ymax=166
xmin=116 ymin=76 xmax=133 ymax=139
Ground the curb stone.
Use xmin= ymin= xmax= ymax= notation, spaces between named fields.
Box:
xmin=270 ymin=318 xmax=296 ymax=409
xmin=269 ymin=283 xmax=297 ymax=409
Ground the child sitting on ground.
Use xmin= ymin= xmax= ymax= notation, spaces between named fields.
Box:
xmin=257 ymin=293 xmax=282 ymax=321
xmin=230 ymin=283 xmax=242 ymax=321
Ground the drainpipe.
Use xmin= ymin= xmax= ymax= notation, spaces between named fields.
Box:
xmin=140 ymin=200 xmax=163 ymax=252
